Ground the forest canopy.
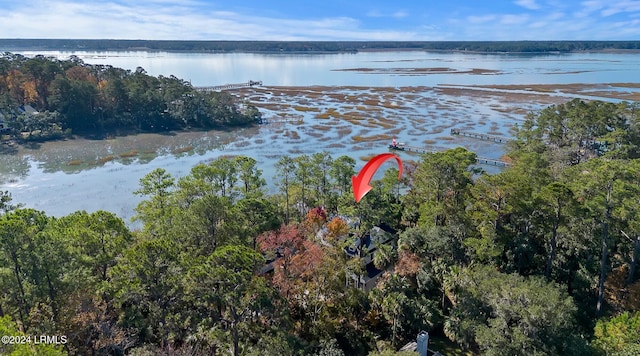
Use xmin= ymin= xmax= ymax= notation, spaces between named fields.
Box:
xmin=0 ymin=53 xmax=261 ymax=140
xmin=1 ymin=97 xmax=640 ymax=353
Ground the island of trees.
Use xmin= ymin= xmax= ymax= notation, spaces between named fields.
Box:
xmin=0 ymin=98 xmax=639 ymax=355
xmin=0 ymin=53 xmax=261 ymax=141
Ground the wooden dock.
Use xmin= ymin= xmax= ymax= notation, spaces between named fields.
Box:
xmin=389 ymin=144 xmax=511 ymax=168
xmin=450 ymin=128 xmax=510 ymax=144
xmin=258 ymin=117 xmax=303 ymax=125
xmin=196 ymin=80 xmax=262 ymax=92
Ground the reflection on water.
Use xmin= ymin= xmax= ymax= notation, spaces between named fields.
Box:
xmin=14 ymin=50 xmax=640 ymax=87
xmin=0 ymin=154 xmax=30 ymax=183
xmin=2 ymin=50 xmax=640 ymax=224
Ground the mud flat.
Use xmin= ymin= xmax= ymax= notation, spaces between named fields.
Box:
xmin=439 ymin=83 xmax=640 ymax=102
xmin=235 ymin=82 xmax=637 ymax=162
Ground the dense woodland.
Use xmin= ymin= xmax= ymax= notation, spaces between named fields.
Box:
xmin=0 ymin=98 xmax=639 ymax=355
xmin=2 ymin=39 xmax=640 ymax=53
xmin=0 ymin=53 xmax=261 ymax=140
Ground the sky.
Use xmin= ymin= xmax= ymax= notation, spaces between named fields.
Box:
xmin=1 ymin=0 xmax=640 ymax=41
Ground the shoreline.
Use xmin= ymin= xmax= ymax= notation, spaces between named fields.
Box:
xmin=6 ymin=47 xmax=640 ymax=56
xmin=3 ymin=39 xmax=640 ymax=56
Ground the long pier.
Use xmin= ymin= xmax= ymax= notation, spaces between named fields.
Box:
xmin=389 ymin=144 xmax=511 ymax=167
xmin=450 ymin=128 xmax=510 ymax=144
xmin=258 ymin=117 xmax=303 ymax=125
xmin=196 ymin=80 xmax=262 ymax=92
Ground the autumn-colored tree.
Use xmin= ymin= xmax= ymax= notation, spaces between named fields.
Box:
xmin=306 ymin=206 xmax=328 ymax=234
xmin=326 ymin=216 xmax=349 ymax=241
xmin=395 ymin=251 xmax=421 ymax=277
xmin=65 ymin=66 xmax=97 ymax=84
xmin=257 ymin=224 xmax=306 ymax=298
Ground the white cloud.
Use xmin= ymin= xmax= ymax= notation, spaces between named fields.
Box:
xmin=0 ymin=1 xmax=416 ymax=40
xmin=547 ymin=12 xmax=565 ymax=20
xmin=0 ymin=0 xmax=637 ymax=41
xmin=576 ymin=0 xmax=605 ymax=17
xmin=366 ymin=9 xmax=409 ymax=19
xmin=514 ymin=0 xmax=540 ymax=10
xmin=500 ymin=14 xmax=530 ymax=25
xmin=467 ymin=15 xmax=497 ymax=24
xmin=392 ymin=11 xmax=409 ymax=19
xmin=600 ymin=1 xmax=640 ymax=16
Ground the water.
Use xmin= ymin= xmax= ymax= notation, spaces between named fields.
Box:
xmin=2 ymin=50 xmax=640 ymax=224
xmin=15 ymin=50 xmax=640 ymax=87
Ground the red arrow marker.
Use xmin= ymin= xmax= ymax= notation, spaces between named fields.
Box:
xmin=352 ymin=153 xmax=403 ymax=203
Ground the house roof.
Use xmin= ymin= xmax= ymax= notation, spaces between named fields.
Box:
xmin=19 ymin=105 xmax=38 ymax=114
xmin=344 ymin=225 xmax=395 ymax=257
xmin=365 ymin=262 xmax=383 ymax=279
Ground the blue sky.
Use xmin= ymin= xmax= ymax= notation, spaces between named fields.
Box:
xmin=2 ymin=0 xmax=640 ymax=40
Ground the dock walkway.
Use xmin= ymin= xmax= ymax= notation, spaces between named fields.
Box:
xmin=389 ymin=144 xmax=511 ymax=168
xmin=258 ymin=117 xmax=302 ymax=125
xmin=196 ymin=80 xmax=262 ymax=92
xmin=450 ymin=128 xmax=510 ymax=144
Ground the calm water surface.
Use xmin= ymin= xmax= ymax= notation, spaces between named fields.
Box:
xmin=14 ymin=50 xmax=640 ymax=86
xmin=2 ymin=50 xmax=640 ymax=224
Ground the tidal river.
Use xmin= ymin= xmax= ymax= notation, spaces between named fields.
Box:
xmin=2 ymin=50 xmax=640 ymax=225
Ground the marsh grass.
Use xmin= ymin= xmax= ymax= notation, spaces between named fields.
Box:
xmin=172 ymin=145 xmax=194 ymax=154
xmin=366 ymin=118 xmax=395 ymax=129
xmin=234 ymin=141 xmax=251 ymax=147
xmin=256 ymin=103 xmax=288 ymax=111
xmin=306 ymin=132 xmax=324 ymax=138
xmin=284 ymin=130 xmax=301 ymax=140
xmin=315 ymin=108 xmax=338 ymax=119
xmin=97 ymin=155 xmax=117 ymax=164
xmin=311 ymin=125 xmax=332 ymax=132
xmin=67 ymin=159 xmax=83 ymax=166
xmin=359 ymin=154 xmax=378 ymax=162
xmin=119 ymin=150 xmax=138 ymax=158
xmin=293 ymin=106 xmax=320 ymax=112
xmin=352 ymin=134 xmax=393 ymax=143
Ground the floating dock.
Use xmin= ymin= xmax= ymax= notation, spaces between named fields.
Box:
xmin=450 ymin=128 xmax=510 ymax=144
xmin=389 ymin=144 xmax=511 ymax=168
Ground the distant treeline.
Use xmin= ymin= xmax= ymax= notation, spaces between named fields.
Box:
xmin=1 ymin=39 xmax=640 ymax=53
xmin=0 ymin=53 xmax=261 ymax=140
